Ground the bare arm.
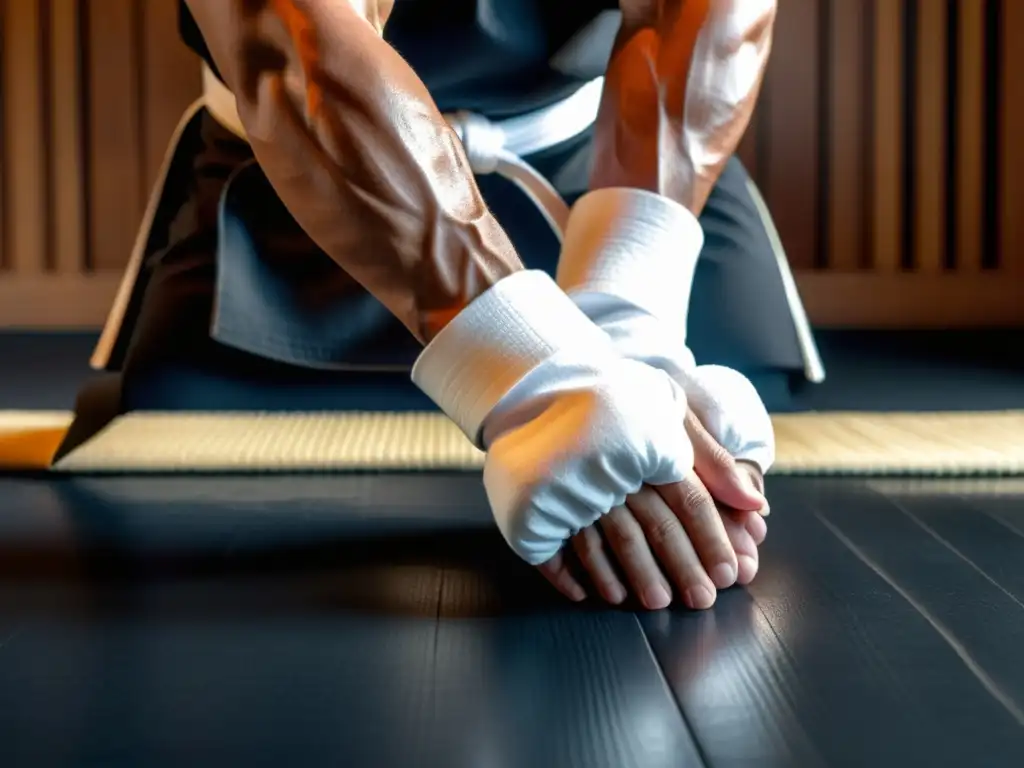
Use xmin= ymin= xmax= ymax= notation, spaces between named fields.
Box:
xmin=595 ymin=0 xmax=776 ymax=214
xmin=183 ymin=0 xmax=522 ymax=342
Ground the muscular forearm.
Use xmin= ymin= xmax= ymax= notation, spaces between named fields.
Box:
xmin=183 ymin=0 xmax=521 ymax=342
xmin=594 ymin=0 xmax=776 ymax=214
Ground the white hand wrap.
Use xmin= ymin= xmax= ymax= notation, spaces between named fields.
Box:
xmin=412 ymin=270 xmax=694 ymax=565
xmin=557 ymin=187 xmax=776 ymax=474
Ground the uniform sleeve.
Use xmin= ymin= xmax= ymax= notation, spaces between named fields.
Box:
xmin=182 ymin=0 xmax=523 ymax=342
xmin=594 ymin=0 xmax=776 ymax=214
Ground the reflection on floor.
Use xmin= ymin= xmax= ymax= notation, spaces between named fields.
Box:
xmin=1 ymin=474 xmax=1023 ymax=766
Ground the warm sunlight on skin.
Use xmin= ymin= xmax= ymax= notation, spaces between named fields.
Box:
xmin=593 ymin=0 xmax=775 ymax=213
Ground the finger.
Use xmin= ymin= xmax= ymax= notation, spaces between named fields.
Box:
xmin=721 ymin=510 xmax=759 ymax=585
xmin=736 ymin=460 xmax=770 ymax=517
xmin=600 ymin=506 xmax=673 ymax=610
xmin=627 ymin=486 xmax=716 ymax=610
xmin=572 ymin=525 xmax=628 ymax=605
xmin=656 ymin=473 xmax=738 ymax=590
xmin=740 ymin=508 xmax=768 ymax=544
xmin=536 ymin=550 xmax=587 ymax=602
xmin=685 ymin=411 xmax=766 ymax=513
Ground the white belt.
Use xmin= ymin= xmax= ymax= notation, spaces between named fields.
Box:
xmin=202 ymin=65 xmax=604 ymax=241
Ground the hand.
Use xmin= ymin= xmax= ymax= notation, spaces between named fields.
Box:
xmin=538 ymin=477 xmax=767 ymax=609
xmin=543 ymin=186 xmax=776 ymax=606
xmin=413 ymin=271 xmax=697 ymax=567
xmin=537 ymin=411 xmax=769 ymax=610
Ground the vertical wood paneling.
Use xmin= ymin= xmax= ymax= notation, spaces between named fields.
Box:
xmin=0 ymin=0 xmax=1022 ymax=330
xmin=827 ymin=0 xmax=868 ymax=271
xmin=871 ymin=0 xmax=904 ymax=273
xmin=955 ymin=0 xmax=984 ymax=273
xmin=2 ymin=0 xmax=47 ymax=275
xmin=1001 ymin=0 xmax=1024 ymax=273
xmin=0 ymin=0 xmax=4 ymax=270
xmin=735 ymin=114 xmax=759 ymax=180
xmin=49 ymin=0 xmax=85 ymax=275
xmin=85 ymin=0 xmax=143 ymax=271
xmin=760 ymin=0 xmax=821 ymax=270
xmin=140 ymin=0 xmax=201 ymax=192
xmin=913 ymin=0 xmax=948 ymax=273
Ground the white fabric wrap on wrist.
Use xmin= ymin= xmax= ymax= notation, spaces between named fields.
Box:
xmin=555 ymin=187 xmax=776 ymax=476
xmin=556 ymin=187 xmax=704 ymax=338
xmin=411 ymin=269 xmax=615 ymax=449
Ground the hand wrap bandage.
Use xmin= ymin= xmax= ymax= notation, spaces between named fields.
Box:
xmin=557 ymin=188 xmax=775 ymax=474
xmin=412 ymin=270 xmax=694 ymax=565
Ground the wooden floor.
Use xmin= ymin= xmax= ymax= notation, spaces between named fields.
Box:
xmin=1 ymin=330 xmax=1023 ymax=766
xmin=1 ymin=473 xmax=1023 ymax=767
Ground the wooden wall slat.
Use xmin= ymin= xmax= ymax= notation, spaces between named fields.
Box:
xmin=871 ymin=0 xmax=904 ymax=273
xmin=956 ymin=0 xmax=985 ymax=273
xmin=913 ymin=0 xmax=948 ymax=273
xmin=1001 ymin=0 xmax=1024 ymax=273
xmin=49 ymin=0 xmax=85 ymax=276
xmin=2 ymin=0 xmax=47 ymax=275
xmin=85 ymin=0 xmax=143 ymax=272
xmin=0 ymin=0 xmax=5 ymax=269
xmin=735 ymin=113 xmax=759 ymax=179
xmin=827 ymin=0 xmax=868 ymax=271
xmin=141 ymin=0 xmax=201 ymax=193
xmin=759 ymin=0 xmax=821 ymax=271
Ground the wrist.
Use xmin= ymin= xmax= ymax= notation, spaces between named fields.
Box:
xmin=411 ymin=270 xmax=616 ymax=447
xmin=557 ymin=187 xmax=703 ymax=332
xmin=417 ymin=221 xmax=523 ymax=343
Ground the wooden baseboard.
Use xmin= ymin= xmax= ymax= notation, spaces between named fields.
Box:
xmin=0 ymin=273 xmax=121 ymax=329
xmin=794 ymin=271 xmax=1024 ymax=328
xmin=0 ymin=270 xmax=1021 ymax=330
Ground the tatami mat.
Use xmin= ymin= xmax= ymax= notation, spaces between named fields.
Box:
xmin=1 ymin=409 xmax=1022 ymax=476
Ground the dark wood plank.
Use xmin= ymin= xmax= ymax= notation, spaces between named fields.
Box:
xmin=821 ymin=483 xmax=1024 ymax=712
xmin=433 ymin=607 xmax=704 ymax=768
xmin=868 ymin=490 xmax=1024 ymax=605
xmin=643 ymin=477 xmax=1024 ymax=767
xmin=0 ymin=474 xmax=704 ymax=768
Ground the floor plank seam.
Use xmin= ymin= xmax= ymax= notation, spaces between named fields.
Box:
xmin=631 ymin=613 xmax=712 ymax=768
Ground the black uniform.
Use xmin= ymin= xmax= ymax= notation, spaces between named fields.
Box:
xmin=106 ymin=2 xmax=815 ymax=415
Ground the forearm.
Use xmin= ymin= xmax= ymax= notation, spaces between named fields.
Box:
xmin=183 ymin=0 xmax=522 ymax=342
xmin=594 ymin=0 xmax=775 ymax=214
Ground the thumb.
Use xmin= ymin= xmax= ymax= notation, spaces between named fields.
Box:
xmin=685 ymin=410 xmax=766 ymax=512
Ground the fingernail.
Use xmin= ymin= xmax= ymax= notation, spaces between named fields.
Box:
xmin=568 ymin=583 xmax=587 ymax=602
xmin=710 ymin=562 xmax=737 ymax=589
xmin=760 ymin=501 xmax=771 ymax=518
xmin=745 ymin=513 xmax=768 ymax=543
xmin=736 ymin=555 xmax=758 ymax=585
xmin=644 ymin=583 xmax=672 ymax=610
xmin=734 ymin=468 xmax=765 ymax=500
xmin=607 ymin=585 xmax=627 ymax=605
xmin=684 ymin=585 xmax=715 ymax=610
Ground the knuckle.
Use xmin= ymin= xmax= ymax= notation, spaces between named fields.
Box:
xmin=647 ymin=514 xmax=683 ymax=547
xmin=681 ymin=487 xmax=712 ymax=515
xmin=708 ymin=444 xmax=736 ymax=471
